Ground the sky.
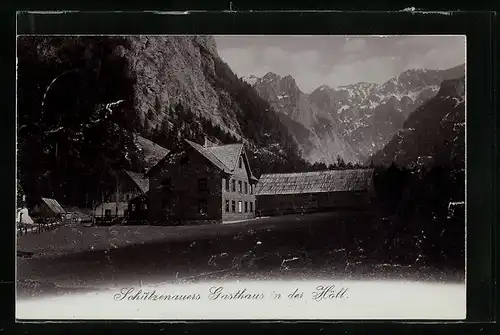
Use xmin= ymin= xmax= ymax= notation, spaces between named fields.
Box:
xmin=214 ymin=35 xmax=466 ymax=93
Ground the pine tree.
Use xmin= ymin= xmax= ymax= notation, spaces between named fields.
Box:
xmin=336 ymin=155 xmax=347 ymax=169
xmin=17 ymin=36 xmax=139 ymax=207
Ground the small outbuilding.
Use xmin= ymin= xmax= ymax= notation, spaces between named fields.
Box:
xmin=17 ymin=207 xmax=34 ymax=225
xmin=94 ymin=170 xmax=150 ymax=222
xmin=31 ymin=197 xmax=66 ymax=222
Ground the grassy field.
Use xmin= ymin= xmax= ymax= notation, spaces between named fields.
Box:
xmin=17 ymin=211 xmax=465 ymax=299
xmin=17 ymin=212 xmax=356 ymax=258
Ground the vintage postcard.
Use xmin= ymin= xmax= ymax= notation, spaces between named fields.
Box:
xmin=16 ymin=34 xmax=466 ymax=320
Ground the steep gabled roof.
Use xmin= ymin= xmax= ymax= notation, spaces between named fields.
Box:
xmin=185 ymin=140 xmax=257 ymax=180
xmin=134 ymin=134 xmax=170 ymax=173
xmin=184 ymin=139 xmax=232 ymax=173
xmin=146 ymin=138 xmax=256 ymax=179
xmin=123 ymin=170 xmax=149 ymax=193
xmin=205 ymin=143 xmax=243 ymax=171
xmin=241 ymin=149 xmax=258 ymax=181
xmin=255 ymin=169 xmax=374 ymax=196
xmin=40 ymin=198 xmax=66 ymax=214
xmin=130 ymin=189 xmax=149 ymax=202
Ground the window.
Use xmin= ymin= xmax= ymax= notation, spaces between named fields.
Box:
xmin=225 ymin=200 xmax=230 ymax=212
xmin=232 ymin=180 xmax=236 ymax=192
xmin=198 ymin=178 xmax=208 ymax=192
xmin=250 ymin=202 xmax=253 ymax=212
xmin=244 ymin=182 xmax=248 ymax=194
xmin=142 ymin=203 xmax=148 ymax=211
xmin=131 ymin=204 xmax=136 ymax=212
xmin=198 ymin=199 xmax=208 ymax=214
xmin=239 ymin=181 xmax=242 ymax=193
xmin=238 ymin=201 xmax=242 ymax=213
xmin=244 ymin=201 xmax=248 ymax=213
xmin=105 ymin=209 xmax=112 ymax=217
xmin=250 ymin=184 xmax=253 ymax=195
xmin=232 ymin=200 xmax=236 ymax=212
xmin=239 ymin=157 xmax=243 ymax=168
xmin=225 ymin=178 xmax=230 ymax=191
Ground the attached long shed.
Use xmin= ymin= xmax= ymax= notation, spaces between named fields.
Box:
xmin=254 ymin=169 xmax=375 ymax=216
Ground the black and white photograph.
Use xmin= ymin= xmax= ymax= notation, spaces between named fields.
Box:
xmin=16 ymin=34 xmax=466 ymax=319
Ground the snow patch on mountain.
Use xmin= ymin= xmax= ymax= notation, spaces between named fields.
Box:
xmin=248 ymin=64 xmax=465 ymax=164
xmin=338 ymin=105 xmax=350 ymax=112
xmin=242 ymin=75 xmax=259 ymax=86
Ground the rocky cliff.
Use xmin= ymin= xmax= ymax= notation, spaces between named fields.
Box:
xmin=17 ymin=36 xmax=308 ymax=207
xmin=247 ymin=72 xmax=359 ymax=165
xmin=115 ymin=36 xmax=236 ymax=135
xmin=370 ymin=76 xmax=465 ymax=168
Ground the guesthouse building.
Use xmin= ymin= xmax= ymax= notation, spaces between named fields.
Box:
xmin=146 ymin=137 xmax=258 ymax=225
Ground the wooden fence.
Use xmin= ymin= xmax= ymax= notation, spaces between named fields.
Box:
xmin=17 ymin=221 xmax=65 ymax=236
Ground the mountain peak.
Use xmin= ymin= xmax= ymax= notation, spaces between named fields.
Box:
xmin=249 ymin=61 xmax=466 ymax=167
xmin=379 ymin=66 xmax=452 ymax=94
xmin=281 ymin=74 xmax=298 ymax=87
xmin=262 ymin=72 xmax=281 ymax=80
xmin=252 ymin=72 xmax=303 ymax=96
xmin=402 ymin=68 xmax=426 ymax=74
xmin=242 ymin=75 xmax=259 ymax=86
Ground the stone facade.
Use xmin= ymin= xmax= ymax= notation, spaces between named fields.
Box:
xmin=149 ymin=150 xmax=222 ymax=224
xmin=221 ymin=155 xmax=256 ymax=222
xmin=148 ymin=139 xmax=257 ymax=225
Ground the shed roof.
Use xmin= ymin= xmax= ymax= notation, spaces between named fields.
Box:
xmin=134 ymin=134 xmax=170 ymax=172
xmin=130 ymin=190 xmax=149 ymax=202
xmin=254 ymin=169 xmax=374 ymax=196
xmin=124 ymin=170 xmax=149 ymax=193
xmin=64 ymin=206 xmax=93 ymax=216
xmin=41 ymin=198 xmax=66 ymax=214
